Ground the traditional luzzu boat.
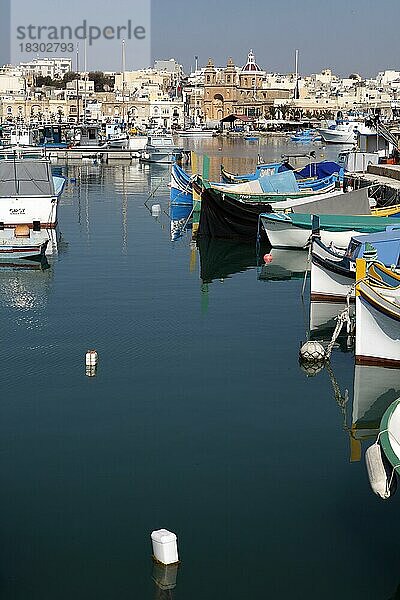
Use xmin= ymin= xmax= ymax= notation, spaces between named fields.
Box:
xmin=220 ymin=161 xmax=290 ymax=184
xmin=220 ymin=160 xmax=342 ymax=185
xmin=197 ymin=171 xmax=350 ymax=240
xmin=170 ymin=162 xmax=194 ymax=206
xmin=355 ymin=258 xmax=400 ymax=367
xmin=172 ymin=161 xmax=339 ymax=216
xmin=310 ymin=230 xmax=400 ymax=301
xmin=261 ymin=209 xmax=400 ymax=249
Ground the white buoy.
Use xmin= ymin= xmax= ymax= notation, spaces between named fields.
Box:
xmin=299 ymin=341 xmax=326 ymax=362
xmin=152 ymin=204 xmax=161 ymax=217
xmin=365 ymin=443 xmax=396 ymax=499
xmin=151 ymin=529 xmax=179 ymax=565
xmin=85 ymin=350 xmax=98 ymax=367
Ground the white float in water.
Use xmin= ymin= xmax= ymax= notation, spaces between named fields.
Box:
xmin=365 ymin=442 xmax=395 ymax=499
xmin=85 ymin=350 xmax=98 ymax=367
xmin=152 ymin=204 xmax=161 ymax=217
xmin=151 ymin=529 xmax=179 ymax=565
xmin=299 ymin=341 xmax=326 ymax=362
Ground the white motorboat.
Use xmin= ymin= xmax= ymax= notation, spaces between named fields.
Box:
xmin=318 ymin=120 xmax=359 ymax=144
xmin=140 ymin=134 xmax=183 ymax=164
xmin=0 ymin=149 xmax=65 ymax=228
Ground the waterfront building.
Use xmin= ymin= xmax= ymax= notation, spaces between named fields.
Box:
xmin=19 ymin=58 xmax=73 ymax=82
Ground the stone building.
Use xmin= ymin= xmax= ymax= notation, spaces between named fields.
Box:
xmin=202 ymin=50 xmax=291 ymax=125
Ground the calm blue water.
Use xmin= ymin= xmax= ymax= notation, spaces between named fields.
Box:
xmin=0 ymin=138 xmax=400 ymax=599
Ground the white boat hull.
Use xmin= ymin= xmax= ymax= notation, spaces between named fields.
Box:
xmin=318 ymin=129 xmax=357 ymax=144
xmin=311 ymin=257 xmax=354 ymax=301
xmin=0 ymin=196 xmax=58 ymax=227
xmin=356 ymin=294 xmax=400 ymax=367
xmin=310 ymin=300 xmax=354 ymax=335
xmin=261 ymin=217 xmax=359 ymax=249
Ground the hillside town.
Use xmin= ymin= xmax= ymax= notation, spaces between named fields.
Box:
xmin=1 ymin=50 xmax=400 ymax=131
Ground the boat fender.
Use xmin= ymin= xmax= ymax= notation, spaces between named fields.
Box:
xmin=365 ymin=442 xmax=397 ymax=499
xmin=299 ymin=341 xmax=325 ymax=362
xmin=263 ymin=253 xmax=273 ymax=264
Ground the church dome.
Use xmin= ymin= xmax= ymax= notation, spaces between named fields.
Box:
xmin=241 ymin=49 xmax=262 ymax=72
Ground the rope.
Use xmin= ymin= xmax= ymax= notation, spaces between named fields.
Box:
xmin=325 ymin=308 xmax=352 ymax=358
xmin=301 ymin=242 xmax=312 ymax=299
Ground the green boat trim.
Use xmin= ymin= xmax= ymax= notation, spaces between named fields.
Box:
xmin=380 ymin=399 xmax=400 ymax=471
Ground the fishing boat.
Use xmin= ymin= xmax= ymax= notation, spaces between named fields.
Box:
xmin=311 ymin=230 xmax=400 ymax=301
xmin=140 ymin=134 xmax=183 ymax=164
xmin=220 ymin=160 xmax=342 ymax=185
xmin=318 ymin=120 xmax=359 ymax=144
xmin=355 ymin=259 xmax=400 ymax=367
xmin=170 ymin=162 xmax=194 ymax=206
xmin=221 ymin=161 xmax=288 ymax=184
xmin=198 ymin=184 xmax=371 ymax=240
xmin=0 ymin=149 xmax=65 ymax=228
xmin=261 ymin=209 xmax=400 ymax=249
xmin=291 ymin=129 xmax=322 ymax=143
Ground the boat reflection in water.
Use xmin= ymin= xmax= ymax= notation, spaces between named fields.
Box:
xmin=198 ymin=237 xmax=268 ymax=283
xmin=351 ymin=365 xmax=400 ymax=457
xmin=310 ymin=300 xmax=354 ymax=341
xmin=170 ymin=204 xmax=192 ymax=242
xmin=259 ymin=248 xmax=309 ymax=282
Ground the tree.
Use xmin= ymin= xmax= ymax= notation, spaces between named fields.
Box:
xmin=88 ymin=71 xmax=115 ymax=92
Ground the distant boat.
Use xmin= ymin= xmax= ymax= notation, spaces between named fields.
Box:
xmin=178 ymin=128 xmax=215 ymax=138
xmin=245 ymin=136 xmax=259 ymax=142
xmin=318 ymin=120 xmax=359 ymax=144
xmin=221 ymin=160 xmax=343 ymax=185
xmin=140 ymin=134 xmax=183 ymax=164
xmin=291 ymin=129 xmax=322 ymax=143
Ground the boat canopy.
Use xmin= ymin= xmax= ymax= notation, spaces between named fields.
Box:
xmin=295 ymin=161 xmax=342 ymax=180
xmin=0 ymin=159 xmax=55 ymax=197
xmin=259 ymin=170 xmax=299 ymax=194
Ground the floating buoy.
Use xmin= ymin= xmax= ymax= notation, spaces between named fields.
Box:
xmin=365 ymin=442 xmax=396 ymax=499
xmin=151 ymin=529 xmax=179 ymax=565
xmin=299 ymin=341 xmax=325 ymax=362
xmin=152 ymin=204 xmax=161 ymax=217
xmin=263 ymin=253 xmax=273 ymax=264
xmin=85 ymin=350 xmax=98 ymax=367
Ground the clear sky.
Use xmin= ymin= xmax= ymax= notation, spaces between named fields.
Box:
xmin=0 ymin=0 xmax=399 ymax=77
xmin=151 ymin=0 xmax=400 ymax=77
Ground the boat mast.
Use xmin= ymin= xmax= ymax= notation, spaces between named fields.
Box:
xmin=83 ymin=38 xmax=87 ymax=125
xmin=76 ymin=43 xmax=80 ymax=124
xmin=122 ymin=40 xmax=126 ymax=125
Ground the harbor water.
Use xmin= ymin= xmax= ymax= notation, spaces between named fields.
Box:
xmin=0 ymin=137 xmax=400 ymax=599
